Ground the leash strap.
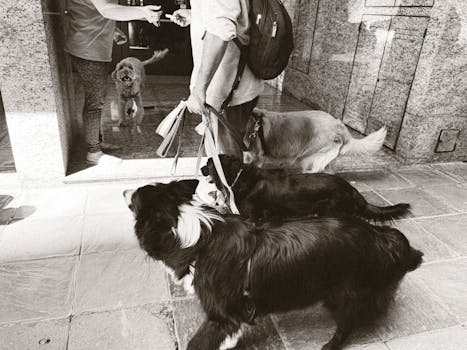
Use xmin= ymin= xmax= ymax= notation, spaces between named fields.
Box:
xmin=203 ymin=112 xmax=240 ymax=215
xmin=156 ymin=101 xmax=187 ymax=158
xmin=171 ymin=110 xmax=186 ymax=175
xmin=207 ymin=106 xmax=248 ymax=152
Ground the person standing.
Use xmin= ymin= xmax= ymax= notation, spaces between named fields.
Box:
xmin=65 ymin=0 xmax=162 ymax=165
xmin=169 ymin=0 xmax=264 ymax=159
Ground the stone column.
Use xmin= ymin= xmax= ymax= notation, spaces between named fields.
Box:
xmin=0 ymin=0 xmax=74 ymax=186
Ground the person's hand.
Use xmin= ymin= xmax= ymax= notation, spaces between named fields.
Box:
xmin=140 ymin=5 xmax=162 ymax=26
xmin=113 ymin=27 xmax=127 ymax=45
xmin=166 ymin=9 xmax=191 ymax=27
xmin=186 ymin=88 xmax=208 ymax=116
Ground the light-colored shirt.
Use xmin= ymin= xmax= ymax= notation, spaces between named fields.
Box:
xmin=190 ymin=0 xmax=264 ymax=110
xmin=65 ymin=0 xmax=116 ymax=62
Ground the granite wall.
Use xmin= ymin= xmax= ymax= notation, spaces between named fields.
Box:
xmin=282 ymin=0 xmax=467 ymax=162
xmin=0 ymin=0 xmax=74 ymax=185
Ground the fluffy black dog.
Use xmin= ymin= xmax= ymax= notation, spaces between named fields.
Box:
xmin=124 ymin=179 xmax=423 ymax=350
xmin=201 ymin=154 xmax=410 ymax=222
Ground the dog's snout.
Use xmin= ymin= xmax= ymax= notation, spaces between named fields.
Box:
xmin=123 ymin=189 xmax=134 ymax=207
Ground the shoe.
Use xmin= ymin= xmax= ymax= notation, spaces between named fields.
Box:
xmin=86 ymin=151 xmax=122 ymax=165
xmin=100 ymin=142 xmax=122 ymax=151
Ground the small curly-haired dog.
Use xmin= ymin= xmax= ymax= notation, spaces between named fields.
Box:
xmin=123 ymin=179 xmax=423 ymax=350
xmin=111 ymin=49 xmax=168 ymax=130
xmin=201 ymin=154 xmax=410 ymax=223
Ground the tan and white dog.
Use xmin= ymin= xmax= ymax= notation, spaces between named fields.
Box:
xmin=244 ymin=109 xmax=387 ymax=173
xmin=111 ymin=49 xmax=169 ymax=130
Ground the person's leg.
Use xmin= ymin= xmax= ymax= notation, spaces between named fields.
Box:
xmin=217 ymin=97 xmax=258 ymax=159
xmin=71 ymin=56 xmax=121 ymax=164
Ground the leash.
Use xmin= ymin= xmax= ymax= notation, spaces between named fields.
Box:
xmin=195 ymin=110 xmax=241 ymax=215
xmin=244 ymin=113 xmax=270 ymax=155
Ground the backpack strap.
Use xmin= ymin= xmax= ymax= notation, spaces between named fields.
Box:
xmin=220 ymin=39 xmax=249 ymax=112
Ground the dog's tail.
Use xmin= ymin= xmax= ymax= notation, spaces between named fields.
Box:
xmin=340 ymin=127 xmax=387 ymax=156
xmin=142 ymin=48 xmax=169 ymax=65
xmin=362 ymin=202 xmax=411 ymax=221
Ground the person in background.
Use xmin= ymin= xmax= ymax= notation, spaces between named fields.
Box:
xmin=65 ymin=0 xmax=162 ymax=165
xmin=169 ymin=0 xmax=264 ymax=159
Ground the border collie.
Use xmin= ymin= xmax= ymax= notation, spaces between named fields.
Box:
xmin=123 ymin=179 xmax=423 ymax=350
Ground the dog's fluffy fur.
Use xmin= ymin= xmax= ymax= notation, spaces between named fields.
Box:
xmin=244 ymin=109 xmax=387 ymax=172
xmin=124 ymin=180 xmax=423 ymax=350
xmin=201 ymin=154 xmax=410 ymax=223
xmin=111 ymin=49 xmax=169 ymax=128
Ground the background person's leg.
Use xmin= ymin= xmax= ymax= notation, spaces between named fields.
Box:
xmin=71 ymin=55 xmax=107 ymax=153
xmin=217 ymin=97 xmax=258 ymax=159
xmin=71 ymin=56 xmax=121 ymax=164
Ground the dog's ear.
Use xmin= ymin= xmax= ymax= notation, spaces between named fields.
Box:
xmin=111 ymin=67 xmax=118 ymax=81
xmin=173 ymin=179 xmax=199 ymax=199
xmin=251 ymin=108 xmax=265 ymax=120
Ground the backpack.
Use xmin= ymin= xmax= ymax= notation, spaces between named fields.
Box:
xmin=242 ymin=0 xmax=294 ymax=80
xmin=221 ymin=0 xmax=294 ymax=110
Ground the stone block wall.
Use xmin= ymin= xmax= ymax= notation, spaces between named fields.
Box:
xmin=282 ymin=0 xmax=467 ymax=163
xmin=0 ymin=0 xmax=73 ymax=185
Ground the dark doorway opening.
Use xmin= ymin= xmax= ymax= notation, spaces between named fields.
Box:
xmin=113 ymin=0 xmax=193 ymax=76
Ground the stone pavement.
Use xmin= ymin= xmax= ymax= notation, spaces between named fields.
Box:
xmin=0 ymin=162 xmax=466 ymax=350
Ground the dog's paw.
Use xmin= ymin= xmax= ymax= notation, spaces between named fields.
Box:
xmin=219 ymin=329 xmax=243 ymax=350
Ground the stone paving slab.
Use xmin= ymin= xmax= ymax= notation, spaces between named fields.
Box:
xmin=415 ymin=214 xmax=467 ymax=255
xmin=421 ymin=183 xmax=467 ymax=213
xmin=81 ymin=211 xmax=138 ymax=254
xmin=11 ymin=188 xmax=87 ymax=220
xmin=373 ymin=276 xmax=458 ymax=341
xmin=431 ymin=163 xmax=467 ymax=183
xmin=173 ymin=298 xmax=286 ymax=350
xmin=412 ymin=258 xmax=467 ymax=323
xmin=392 ymin=220 xmax=459 ymax=262
xmin=73 ymin=250 xmax=169 ymax=314
xmin=347 ymin=343 xmax=389 ymax=350
xmin=273 ymin=304 xmax=381 ymax=350
xmin=361 ymin=190 xmax=393 ymax=207
xmin=395 ymin=166 xmax=458 ymax=187
xmin=0 ymin=256 xmax=78 ymax=324
xmin=0 ymin=318 xmax=70 ymax=350
xmin=68 ymin=304 xmax=176 ymax=350
xmin=0 ymin=215 xmax=84 ymax=263
xmin=338 ymin=171 xmax=413 ymax=191
xmin=385 ymin=325 xmax=467 ymax=350
xmin=84 ymin=184 xmax=131 ymax=215
xmin=377 ymin=188 xmax=458 ymax=218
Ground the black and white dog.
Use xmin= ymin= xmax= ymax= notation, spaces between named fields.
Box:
xmin=123 ymin=179 xmax=423 ymax=350
xmin=201 ymin=155 xmax=410 ymax=223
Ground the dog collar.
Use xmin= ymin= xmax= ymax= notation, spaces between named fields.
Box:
xmin=242 ymin=257 xmax=256 ymax=324
xmin=246 ymin=115 xmax=270 ymax=155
